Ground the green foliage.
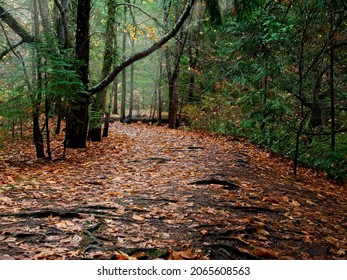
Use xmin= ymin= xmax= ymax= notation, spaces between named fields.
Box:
xmin=0 ymin=89 xmax=31 ymax=139
xmin=301 ymin=135 xmax=347 ymax=183
xmin=0 ymin=39 xmax=85 ymax=148
xmin=183 ymin=91 xmax=241 ymax=135
xmin=184 ymin=0 xmax=347 ymax=182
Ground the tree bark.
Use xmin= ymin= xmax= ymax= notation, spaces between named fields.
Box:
xmin=32 ymin=0 xmax=45 ymax=158
xmin=168 ymin=7 xmax=188 ymax=129
xmin=120 ymin=4 xmax=127 ymax=122
xmin=112 ymin=78 xmax=118 ymax=114
xmin=188 ymin=1 xmax=202 ymax=103
xmin=158 ymin=53 xmax=164 ymax=124
xmin=65 ymin=0 xmax=90 ymax=148
xmin=89 ymin=0 xmax=117 ymax=141
xmin=54 ymin=0 xmax=73 ymax=49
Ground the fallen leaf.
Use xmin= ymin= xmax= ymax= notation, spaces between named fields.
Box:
xmin=253 ymin=248 xmax=278 ymax=259
xmin=132 ymin=214 xmax=145 ymax=221
xmin=0 ymin=196 xmax=12 ymax=203
xmin=115 ymin=251 xmax=137 ymax=260
xmin=70 ymin=234 xmax=83 ymax=246
xmin=291 ymin=200 xmax=301 ymax=207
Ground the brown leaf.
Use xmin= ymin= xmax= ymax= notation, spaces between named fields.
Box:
xmin=0 ymin=235 xmax=7 ymax=241
xmin=253 ymin=248 xmax=278 ymax=259
xmin=132 ymin=214 xmax=145 ymax=221
xmin=70 ymin=234 xmax=83 ymax=246
xmin=168 ymin=249 xmax=184 ymax=260
xmin=115 ymin=251 xmax=137 ymax=260
xmin=168 ymin=248 xmax=206 ymax=260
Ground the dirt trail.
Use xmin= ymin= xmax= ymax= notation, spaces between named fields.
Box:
xmin=0 ymin=122 xmax=346 ymax=259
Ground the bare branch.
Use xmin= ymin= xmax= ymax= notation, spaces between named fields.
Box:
xmin=117 ymin=2 xmax=165 ymax=30
xmin=0 ymin=39 xmax=24 ymax=59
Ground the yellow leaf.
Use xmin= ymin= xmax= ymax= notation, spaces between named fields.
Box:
xmin=291 ymin=200 xmax=301 ymax=207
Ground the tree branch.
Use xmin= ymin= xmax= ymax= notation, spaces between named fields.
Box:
xmin=88 ymin=0 xmax=196 ymax=95
xmin=116 ymin=2 xmax=165 ymax=30
xmin=0 ymin=5 xmax=36 ymax=43
xmin=0 ymin=39 xmax=24 ymax=59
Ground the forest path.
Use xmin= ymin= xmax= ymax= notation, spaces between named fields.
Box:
xmin=0 ymin=122 xmax=346 ymax=259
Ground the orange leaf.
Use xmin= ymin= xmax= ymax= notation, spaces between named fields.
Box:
xmin=253 ymin=248 xmax=278 ymax=259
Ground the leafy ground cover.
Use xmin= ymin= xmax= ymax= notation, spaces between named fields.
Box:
xmin=0 ymin=122 xmax=346 ymax=259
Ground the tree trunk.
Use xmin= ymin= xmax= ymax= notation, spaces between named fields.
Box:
xmin=54 ymin=0 xmax=73 ymax=135
xmin=120 ymin=5 xmax=127 ymax=122
xmin=88 ymin=0 xmax=117 ymax=141
xmin=167 ymin=3 xmax=189 ymax=129
xmin=128 ymin=57 xmax=135 ymax=120
xmin=38 ymin=0 xmax=53 ymax=35
xmin=32 ymin=0 xmax=45 ymax=158
xmin=65 ymin=0 xmax=90 ymax=148
xmin=65 ymin=93 xmax=89 ymax=148
xmin=54 ymin=0 xmax=73 ymax=49
xmin=102 ymin=86 xmax=114 ymax=138
xmin=112 ymin=78 xmax=118 ymax=114
xmin=158 ymin=54 xmax=163 ymax=124
xmin=293 ymin=23 xmax=306 ymax=176
xmin=309 ymin=70 xmax=324 ymax=128
xmin=168 ymin=62 xmax=180 ymax=129
xmin=187 ymin=2 xmax=202 ymax=103
xmin=330 ymin=37 xmax=335 ymax=151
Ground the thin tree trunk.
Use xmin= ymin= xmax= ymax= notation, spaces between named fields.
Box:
xmin=128 ymin=58 xmax=135 ymax=120
xmin=188 ymin=2 xmax=202 ymax=103
xmin=120 ymin=5 xmax=127 ymax=122
xmin=127 ymin=0 xmax=137 ymax=121
xmin=168 ymin=62 xmax=180 ymax=128
xmin=38 ymin=0 xmax=53 ymax=35
xmin=293 ymin=22 xmax=306 ymax=176
xmin=54 ymin=0 xmax=73 ymax=48
xmin=167 ymin=6 xmax=181 ymax=129
xmin=121 ymin=68 xmax=127 ymax=121
xmin=45 ymin=88 xmax=52 ymax=160
xmin=330 ymin=37 xmax=335 ymax=151
xmin=112 ymin=77 xmax=118 ymax=114
xmin=167 ymin=3 xmax=190 ymax=129
xmin=88 ymin=0 xmax=117 ymax=141
xmin=158 ymin=54 xmax=163 ymax=124
xmin=168 ymin=32 xmax=187 ymax=129
xmin=54 ymin=0 xmax=72 ymax=135
xmin=103 ymin=85 xmax=114 ymax=137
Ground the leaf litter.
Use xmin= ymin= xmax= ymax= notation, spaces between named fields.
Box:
xmin=0 ymin=122 xmax=346 ymax=260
